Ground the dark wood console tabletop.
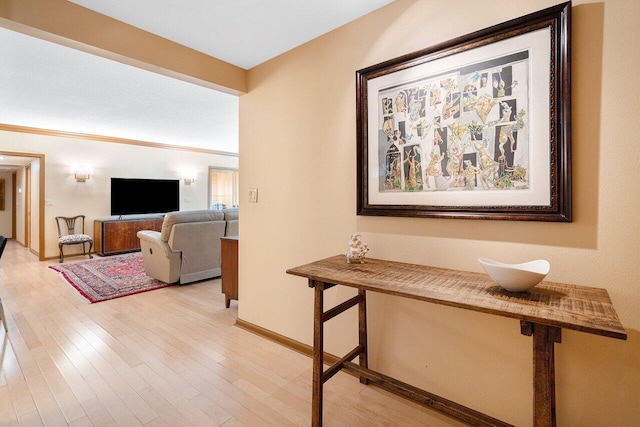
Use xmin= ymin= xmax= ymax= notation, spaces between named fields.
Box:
xmin=286 ymin=255 xmax=627 ymax=427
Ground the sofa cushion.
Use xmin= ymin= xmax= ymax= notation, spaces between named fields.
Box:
xmin=223 ymin=208 xmax=238 ymax=221
xmin=168 ymin=220 xmax=226 ymax=281
xmin=160 ymin=210 xmax=224 ymax=241
xmin=223 ymin=208 xmax=239 ymax=236
xmin=59 ymin=233 xmax=92 ymax=244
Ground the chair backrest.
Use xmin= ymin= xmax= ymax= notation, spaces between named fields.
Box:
xmin=0 ymin=235 xmax=7 ymax=260
xmin=160 ymin=210 xmax=224 ymax=242
xmin=55 ymin=215 xmax=86 ymax=237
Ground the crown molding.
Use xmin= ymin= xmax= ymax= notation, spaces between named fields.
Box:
xmin=0 ymin=123 xmax=239 ymax=157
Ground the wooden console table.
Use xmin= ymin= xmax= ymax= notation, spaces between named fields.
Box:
xmin=286 ymin=255 xmax=626 ymax=427
xmin=221 ymin=236 xmax=238 ymax=308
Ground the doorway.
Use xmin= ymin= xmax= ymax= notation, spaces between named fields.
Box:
xmin=0 ymin=151 xmax=45 ymax=260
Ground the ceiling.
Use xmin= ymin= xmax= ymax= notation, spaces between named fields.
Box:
xmin=0 ymin=155 xmax=34 ymax=172
xmin=69 ymin=0 xmax=395 ymax=70
xmin=0 ymin=1 xmax=394 ymax=154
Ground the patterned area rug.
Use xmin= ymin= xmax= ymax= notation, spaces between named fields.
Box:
xmin=49 ymin=252 xmax=171 ymax=303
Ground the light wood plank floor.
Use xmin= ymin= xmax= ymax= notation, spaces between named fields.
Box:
xmin=0 ymin=240 xmax=464 ymax=426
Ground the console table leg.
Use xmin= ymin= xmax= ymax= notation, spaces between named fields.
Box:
xmin=358 ymin=289 xmax=369 ymax=385
xmin=312 ymin=280 xmax=325 ymax=427
xmin=528 ymin=323 xmax=561 ymax=427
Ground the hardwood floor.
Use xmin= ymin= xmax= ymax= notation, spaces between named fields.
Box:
xmin=0 ymin=240 xmax=463 ymax=426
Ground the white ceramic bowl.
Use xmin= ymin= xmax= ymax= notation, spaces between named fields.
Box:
xmin=478 ymin=258 xmax=550 ymax=292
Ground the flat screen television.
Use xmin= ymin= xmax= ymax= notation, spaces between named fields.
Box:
xmin=111 ymin=178 xmax=180 ymax=217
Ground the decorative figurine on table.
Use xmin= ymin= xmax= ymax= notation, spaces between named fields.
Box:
xmin=346 ymin=233 xmax=369 ymax=264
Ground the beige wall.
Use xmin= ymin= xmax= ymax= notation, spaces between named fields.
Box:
xmin=0 ymin=131 xmax=238 ymax=259
xmin=239 ymin=1 xmax=639 ymax=425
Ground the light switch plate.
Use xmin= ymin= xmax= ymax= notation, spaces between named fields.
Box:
xmin=248 ymin=188 xmax=258 ymax=203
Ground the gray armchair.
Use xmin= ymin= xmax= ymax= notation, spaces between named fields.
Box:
xmin=137 ymin=210 xmax=227 ymax=284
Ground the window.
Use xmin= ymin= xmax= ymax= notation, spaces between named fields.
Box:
xmin=209 ymin=167 xmax=239 ymax=210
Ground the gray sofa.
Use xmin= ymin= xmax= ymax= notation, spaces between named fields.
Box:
xmin=137 ymin=208 xmax=238 ymax=284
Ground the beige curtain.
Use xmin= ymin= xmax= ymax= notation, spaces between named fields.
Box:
xmin=209 ymin=168 xmax=239 ymax=209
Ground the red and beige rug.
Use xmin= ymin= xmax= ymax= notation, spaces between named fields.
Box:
xmin=49 ymin=252 xmax=171 ymax=303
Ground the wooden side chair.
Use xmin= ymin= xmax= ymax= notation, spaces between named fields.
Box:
xmin=55 ymin=215 xmax=94 ymax=263
xmin=0 ymin=235 xmax=7 ymax=332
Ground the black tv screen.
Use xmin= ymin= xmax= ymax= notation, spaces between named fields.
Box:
xmin=111 ymin=178 xmax=180 ymax=216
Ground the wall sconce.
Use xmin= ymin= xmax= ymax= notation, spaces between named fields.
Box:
xmin=70 ymin=165 xmax=94 ymax=182
xmin=182 ymin=172 xmax=197 ymax=185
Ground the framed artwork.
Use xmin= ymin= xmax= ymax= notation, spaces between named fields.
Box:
xmin=0 ymin=179 xmax=4 ymax=211
xmin=356 ymin=2 xmax=571 ymax=221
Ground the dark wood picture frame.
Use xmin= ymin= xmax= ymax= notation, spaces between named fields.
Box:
xmin=356 ymin=2 xmax=571 ymax=221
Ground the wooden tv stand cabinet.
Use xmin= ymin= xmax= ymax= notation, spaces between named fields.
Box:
xmin=287 ymin=255 xmax=627 ymax=427
xmin=94 ymin=217 xmax=164 ymax=256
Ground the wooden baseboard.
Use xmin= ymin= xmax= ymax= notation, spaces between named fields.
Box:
xmin=235 ymin=318 xmax=340 ymax=366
